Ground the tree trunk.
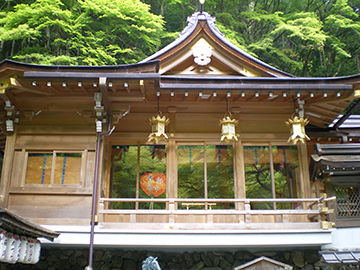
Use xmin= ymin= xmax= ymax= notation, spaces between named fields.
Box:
xmin=10 ymin=40 xmax=15 ymax=57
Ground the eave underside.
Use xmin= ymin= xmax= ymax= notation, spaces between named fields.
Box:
xmin=0 ymin=77 xmax=354 ymax=127
xmin=0 ymin=64 xmax=357 ymax=142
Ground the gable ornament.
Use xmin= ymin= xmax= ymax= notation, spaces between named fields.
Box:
xmin=192 ymin=39 xmax=212 ymax=66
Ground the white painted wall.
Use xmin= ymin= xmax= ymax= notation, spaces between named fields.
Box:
xmin=322 ymin=228 xmax=360 ymax=251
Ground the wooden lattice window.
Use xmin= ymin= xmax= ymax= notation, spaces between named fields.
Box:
xmin=335 ymin=187 xmax=360 ymax=218
xmin=25 ymin=152 xmax=82 ymax=185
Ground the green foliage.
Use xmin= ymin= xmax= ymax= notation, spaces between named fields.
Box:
xmin=0 ymin=0 xmax=163 ymax=65
xmin=142 ymin=0 xmax=360 ymax=77
xmin=1 ymin=0 xmax=360 ymax=75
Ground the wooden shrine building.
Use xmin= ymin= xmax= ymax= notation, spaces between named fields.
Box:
xmin=0 ymin=9 xmax=359 ymax=270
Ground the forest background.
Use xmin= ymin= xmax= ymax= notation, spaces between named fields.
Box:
xmin=0 ymin=0 xmax=360 ymax=78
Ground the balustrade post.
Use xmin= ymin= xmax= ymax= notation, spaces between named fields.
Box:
xmin=318 ymin=194 xmax=329 ymax=229
xmin=98 ymin=201 xmax=104 ymax=223
xmin=207 ymin=204 xmax=213 ymax=223
xmin=169 ymin=201 xmax=175 ymax=224
xmin=245 ymin=200 xmax=251 ymax=224
xmin=318 ymin=194 xmax=336 ymax=229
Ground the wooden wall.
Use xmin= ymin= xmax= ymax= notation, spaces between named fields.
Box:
xmin=4 ymin=127 xmax=96 ymax=225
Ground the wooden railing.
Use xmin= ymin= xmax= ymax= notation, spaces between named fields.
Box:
xmin=98 ymin=195 xmax=336 ymax=230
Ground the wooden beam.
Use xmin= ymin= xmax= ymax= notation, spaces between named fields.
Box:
xmin=99 ymin=77 xmax=112 ymax=117
xmin=139 ymin=80 xmax=145 ymax=97
xmin=77 ymin=81 xmax=88 ymax=93
xmin=61 ymin=81 xmax=73 ymax=92
xmin=43 ymin=81 xmax=59 ymax=92
xmin=12 ymin=78 xmax=54 ymax=96
xmin=0 ymin=78 xmax=20 ymax=109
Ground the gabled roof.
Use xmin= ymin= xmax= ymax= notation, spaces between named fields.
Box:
xmin=234 ymin=256 xmax=293 ymax=269
xmin=141 ymin=12 xmax=293 ymax=77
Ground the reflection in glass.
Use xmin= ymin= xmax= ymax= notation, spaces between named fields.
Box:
xmin=207 ymin=145 xmax=234 ymax=209
xmin=111 ymin=145 xmax=167 ymax=209
xmin=178 ymin=145 xmax=204 ymax=201
xmin=244 ymin=146 xmax=272 ymax=209
xmin=177 ymin=145 xmax=234 ymax=209
xmin=244 ymin=146 xmax=299 ymax=209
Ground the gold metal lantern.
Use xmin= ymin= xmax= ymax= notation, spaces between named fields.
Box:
xmin=219 ymin=115 xmax=238 ymax=142
xmin=219 ymin=96 xmax=238 ymax=142
xmin=285 ymin=115 xmax=310 ymax=144
xmin=147 ymin=112 xmax=170 ymax=144
xmin=147 ymin=93 xmax=170 ymax=144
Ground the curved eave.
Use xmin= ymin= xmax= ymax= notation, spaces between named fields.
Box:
xmin=159 ymin=74 xmax=355 ymax=92
xmin=160 ymin=74 xmax=360 ymax=84
xmin=24 ymin=72 xmax=160 ymax=80
xmin=0 ymin=59 xmax=160 ymax=74
xmin=140 ymin=12 xmax=294 ymax=78
xmin=159 ymin=82 xmax=352 ymax=91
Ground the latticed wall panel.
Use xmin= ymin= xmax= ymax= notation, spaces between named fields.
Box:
xmin=335 ymin=187 xmax=360 ymax=218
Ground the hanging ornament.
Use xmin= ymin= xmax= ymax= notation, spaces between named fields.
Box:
xmin=140 ymin=172 xmax=166 ymax=197
xmin=285 ymin=115 xmax=310 ymax=144
xmin=219 ymin=115 xmax=238 ymax=142
xmin=219 ymin=96 xmax=238 ymax=142
xmin=147 ymin=112 xmax=170 ymax=144
xmin=147 ymin=94 xmax=170 ymax=144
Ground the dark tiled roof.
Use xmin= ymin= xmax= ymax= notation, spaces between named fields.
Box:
xmin=309 ymin=143 xmax=360 ymax=186
xmin=0 ymin=208 xmax=59 ymax=241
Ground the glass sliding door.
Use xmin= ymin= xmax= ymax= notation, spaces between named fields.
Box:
xmin=244 ymin=145 xmax=300 ymax=209
xmin=178 ymin=145 xmax=204 ymax=200
xmin=206 ymin=145 xmax=234 ymax=209
xmin=177 ymin=144 xmax=234 ymax=209
xmin=272 ymin=146 xmax=299 ymax=209
xmin=111 ymin=145 xmax=167 ymax=209
xmin=244 ymin=146 xmax=272 ymax=209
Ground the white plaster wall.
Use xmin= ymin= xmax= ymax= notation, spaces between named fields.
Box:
xmin=322 ymin=228 xmax=360 ymax=251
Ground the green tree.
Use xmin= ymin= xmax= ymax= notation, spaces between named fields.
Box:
xmin=0 ymin=0 xmax=163 ymax=65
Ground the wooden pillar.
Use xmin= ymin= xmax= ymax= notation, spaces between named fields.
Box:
xmin=233 ymin=109 xmax=245 ymax=210
xmin=94 ymin=136 xmax=105 ymax=220
xmin=101 ymin=137 xmax=111 ymax=199
xmin=0 ymin=131 xmax=17 ymax=208
xmin=298 ymin=142 xmax=311 ymax=199
xmin=167 ymin=138 xmax=177 ymax=204
xmin=167 ymin=106 xmax=177 ymax=206
xmin=168 ymin=107 xmax=176 ymax=134
xmin=234 ymin=140 xmax=245 ymax=210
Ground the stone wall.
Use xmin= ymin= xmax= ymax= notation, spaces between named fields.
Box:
xmin=0 ymin=248 xmax=347 ymax=270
